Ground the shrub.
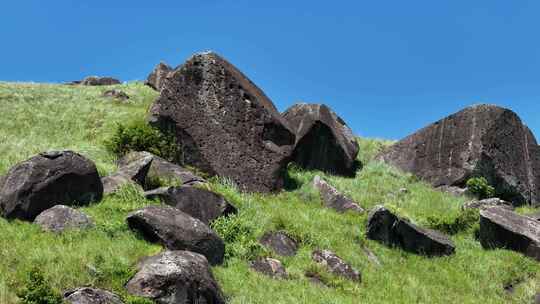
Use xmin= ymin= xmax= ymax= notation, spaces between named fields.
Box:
xmin=16 ymin=268 xmax=63 ymax=304
xmin=211 ymin=214 xmax=266 ymax=262
xmin=466 ymin=177 xmax=495 ymax=199
xmin=105 ymin=118 xmax=181 ymax=163
xmin=426 ymin=209 xmax=480 ymax=235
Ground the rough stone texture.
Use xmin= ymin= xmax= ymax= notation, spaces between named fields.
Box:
xmin=102 ymin=89 xmax=129 ymax=101
xmin=145 ymin=62 xmax=173 ymax=91
xmin=64 ymin=287 xmax=124 ymax=304
xmin=377 ymin=104 xmax=540 ymax=206
xmin=436 ymin=185 xmax=468 ymax=197
xmin=366 ymin=205 xmax=456 ymax=257
xmin=312 ymin=250 xmax=361 ymax=282
xmin=81 ymin=76 xmax=121 ymax=86
xmin=143 ymin=186 xmax=237 ymax=224
xmin=34 ymin=205 xmax=94 ymax=233
xmin=527 ymin=211 xmax=540 ymax=221
xmin=259 ymin=231 xmax=298 ymax=256
xmin=126 ymin=205 xmax=224 ymax=265
xmin=148 ymin=51 xmax=295 ymax=193
xmin=250 ymin=258 xmax=288 ymax=279
xmin=0 ymin=151 xmax=103 ymax=221
xmin=283 ymin=103 xmax=359 ymax=176
xmin=462 ymin=198 xmax=514 ymax=211
xmin=102 ymin=154 xmax=153 ymax=194
xmin=479 ymin=206 xmax=540 ymax=261
xmin=118 ymin=151 xmax=206 ymax=187
xmin=313 ymin=176 xmax=364 ymax=213
xmin=126 ymin=250 xmax=225 ymax=304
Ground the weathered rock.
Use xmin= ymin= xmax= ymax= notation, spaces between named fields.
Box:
xmin=143 ymin=186 xmax=236 ymax=224
xmin=250 ymin=258 xmax=288 ymax=279
xmin=34 ymin=205 xmax=94 ymax=233
xmin=102 ymin=154 xmax=153 ymax=194
xmin=527 ymin=211 xmax=540 ymax=221
xmin=0 ymin=151 xmax=103 ymax=221
xmin=436 ymin=185 xmax=468 ymax=197
xmin=118 ymin=151 xmax=206 ymax=187
xmin=479 ymin=206 xmax=540 ymax=261
xmin=312 ymin=250 xmax=361 ymax=282
xmin=148 ymin=51 xmax=295 ymax=193
xmin=313 ymin=176 xmax=364 ymax=213
xmin=64 ymin=287 xmax=123 ymax=304
xmin=366 ymin=205 xmax=455 ymax=256
xmin=102 ymin=89 xmax=129 ymax=101
xmin=126 ymin=250 xmax=225 ymax=304
xmin=260 ymin=231 xmax=298 ymax=256
xmin=462 ymin=198 xmax=514 ymax=211
xmin=126 ymin=205 xmax=224 ymax=265
xmin=81 ymin=76 xmax=121 ymax=86
xmin=145 ymin=62 xmax=172 ymax=91
xmin=377 ymin=104 xmax=540 ymax=205
xmin=283 ymin=103 xmax=359 ymax=176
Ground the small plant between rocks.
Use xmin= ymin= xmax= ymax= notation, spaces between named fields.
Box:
xmin=466 ymin=177 xmax=495 ymax=199
xmin=16 ymin=268 xmax=63 ymax=304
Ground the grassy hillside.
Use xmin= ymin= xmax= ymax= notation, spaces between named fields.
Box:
xmin=0 ymin=82 xmax=538 ymax=303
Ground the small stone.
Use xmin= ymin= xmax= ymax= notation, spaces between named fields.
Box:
xmin=312 ymin=250 xmax=361 ymax=282
xmin=260 ymin=231 xmax=299 ymax=257
xmin=102 ymin=89 xmax=129 ymax=101
xmin=250 ymin=258 xmax=287 ymax=279
xmin=313 ymin=176 xmax=364 ymax=213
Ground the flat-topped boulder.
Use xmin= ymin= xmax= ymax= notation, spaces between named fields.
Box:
xmin=0 ymin=151 xmax=103 ymax=221
xmin=283 ymin=103 xmax=359 ymax=176
xmin=366 ymin=205 xmax=455 ymax=256
xmin=102 ymin=154 xmax=153 ymax=194
xmin=479 ymin=206 xmax=540 ymax=261
xmin=313 ymin=176 xmax=364 ymax=213
xmin=377 ymin=104 xmax=540 ymax=205
xmin=145 ymin=62 xmax=172 ymax=91
xmin=80 ymin=76 xmax=121 ymax=86
xmin=148 ymin=51 xmax=295 ymax=193
xmin=34 ymin=205 xmax=94 ymax=233
xmin=64 ymin=287 xmax=123 ymax=304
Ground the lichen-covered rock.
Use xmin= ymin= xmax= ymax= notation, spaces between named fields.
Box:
xmin=148 ymin=51 xmax=295 ymax=193
xmin=64 ymin=287 xmax=124 ymax=304
xmin=313 ymin=176 xmax=364 ymax=213
xmin=34 ymin=205 xmax=94 ymax=233
xmin=312 ymin=250 xmax=361 ymax=282
xmin=283 ymin=103 xmax=359 ymax=176
xmin=126 ymin=205 xmax=224 ymax=265
xmin=145 ymin=62 xmax=172 ymax=91
xmin=101 ymin=153 xmax=153 ymax=194
xmin=0 ymin=151 xmax=103 ymax=221
xmin=81 ymin=76 xmax=121 ymax=86
xmin=250 ymin=258 xmax=288 ymax=279
xmin=377 ymin=104 xmax=540 ymax=205
xmin=260 ymin=231 xmax=298 ymax=256
xmin=462 ymin=198 xmax=514 ymax=211
xmin=126 ymin=250 xmax=225 ymax=304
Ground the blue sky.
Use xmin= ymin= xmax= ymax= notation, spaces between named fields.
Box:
xmin=1 ymin=1 xmax=539 ymax=140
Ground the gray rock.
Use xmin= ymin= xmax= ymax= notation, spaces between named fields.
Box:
xmin=126 ymin=250 xmax=225 ymax=304
xmin=479 ymin=206 xmax=540 ymax=261
xmin=102 ymin=89 xmax=129 ymax=101
xmin=366 ymin=205 xmax=455 ymax=257
xmin=527 ymin=211 xmax=540 ymax=221
xmin=145 ymin=62 xmax=172 ymax=91
xmin=34 ymin=205 xmax=94 ymax=233
xmin=250 ymin=258 xmax=288 ymax=279
xmin=126 ymin=205 xmax=224 ymax=265
xmin=283 ymin=103 xmax=359 ymax=176
xmin=143 ymin=186 xmax=236 ymax=224
xmin=0 ymin=151 xmax=103 ymax=221
xmin=436 ymin=185 xmax=468 ymax=197
xmin=102 ymin=154 xmax=153 ymax=194
xmin=148 ymin=52 xmax=295 ymax=193
xmin=81 ymin=76 xmax=121 ymax=86
xmin=260 ymin=231 xmax=298 ymax=257
xmin=377 ymin=104 xmax=540 ymax=206
xmin=312 ymin=250 xmax=361 ymax=282
xmin=462 ymin=198 xmax=514 ymax=211
xmin=313 ymin=176 xmax=364 ymax=213
xmin=64 ymin=287 xmax=124 ymax=304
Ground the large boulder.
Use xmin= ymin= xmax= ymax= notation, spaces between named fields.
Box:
xmin=479 ymin=206 xmax=540 ymax=261
xmin=80 ymin=76 xmax=121 ymax=86
xmin=313 ymin=175 xmax=364 ymax=213
xmin=377 ymin=104 xmax=540 ymax=205
xmin=126 ymin=205 xmax=224 ymax=265
xmin=283 ymin=103 xmax=359 ymax=176
xmin=34 ymin=205 xmax=94 ymax=233
xmin=126 ymin=250 xmax=225 ymax=304
xmin=101 ymin=154 xmax=153 ymax=194
xmin=64 ymin=287 xmax=124 ymax=304
xmin=148 ymin=52 xmax=295 ymax=193
xmin=145 ymin=62 xmax=173 ymax=91
xmin=143 ymin=186 xmax=236 ymax=224
xmin=259 ymin=231 xmax=299 ymax=256
xmin=312 ymin=250 xmax=361 ymax=282
xmin=0 ymin=151 xmax=103 ymax=221
xmin=366 ymin=205 xmax=455 ymax=257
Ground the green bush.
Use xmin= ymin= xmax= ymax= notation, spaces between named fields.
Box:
xmin=466 ymin=177 xmax=495 ymax=199
xmin=211 ymin=214 xmax=266 ymax=262
xmin=426 ymin=209 xmax=480 ymax=235
xmin=16 ymin=268 xmax=63 ymax=304
xmin=105 ymin=118 xmax=182 ymax=163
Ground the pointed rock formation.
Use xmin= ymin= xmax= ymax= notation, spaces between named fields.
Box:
xmin=283 ymin=103 xmax=359 ymax=176
xmin=148 ymin=52 xmax=295 ymax=193
xmin=377 ymin=104 xmax=540 ymax=205
xmin=313 ymin=175 xmax=364 ymax=213
xmin=145 ymin=62 xmax=172 ymax=91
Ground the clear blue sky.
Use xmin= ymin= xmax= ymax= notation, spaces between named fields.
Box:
xmin=1 ymin=1 xmax=539 ymax=140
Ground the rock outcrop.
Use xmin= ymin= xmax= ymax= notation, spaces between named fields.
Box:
xmin=148 ymin=52 xmax=295 ymax=193
xmin=0 ymin=151 xmax=103 ymax=221
xmin=366 ymin=205 xmax=455 ymax=256
xmin=479 ymin=206 xmax=540 ymax=261
xmin=101 ymin=154 xmax=153 ymax=194
xmin=283 ymin=103 xmax=359 ymax=176
xmin=313 ymin=176 xmax=364 ymax=213
xmin=34 ymin=205 xmax=94 ymax=233
xmin=312 ymin=250 xmax=361 ymax=282
xmin=377 ymin=104 xmax=540 ymax=205
xmin=145 ymin=62 xmax=172 ymax=91
xmin=126 ymin=250 xmax=225 ymax=304
xmin=259 ymin=231 xmax=298 ymax=256
xmin=64 ymin=287 xmax=124 ymax=304
xmin=81 ymin=76 xmax=121 ymax=86
xmin=250 ymin=258 xmax=288 ymax=279
xmin=102 ymin=89 xmax=129 ymax=101
xmin=126 ymin=205 xmax=224 ymax=265
xmin=462 ymin=198 xmax=514 ymax=211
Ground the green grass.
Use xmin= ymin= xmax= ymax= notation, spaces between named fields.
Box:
xmin=0 ymin=82 xmax=538 ymax=303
